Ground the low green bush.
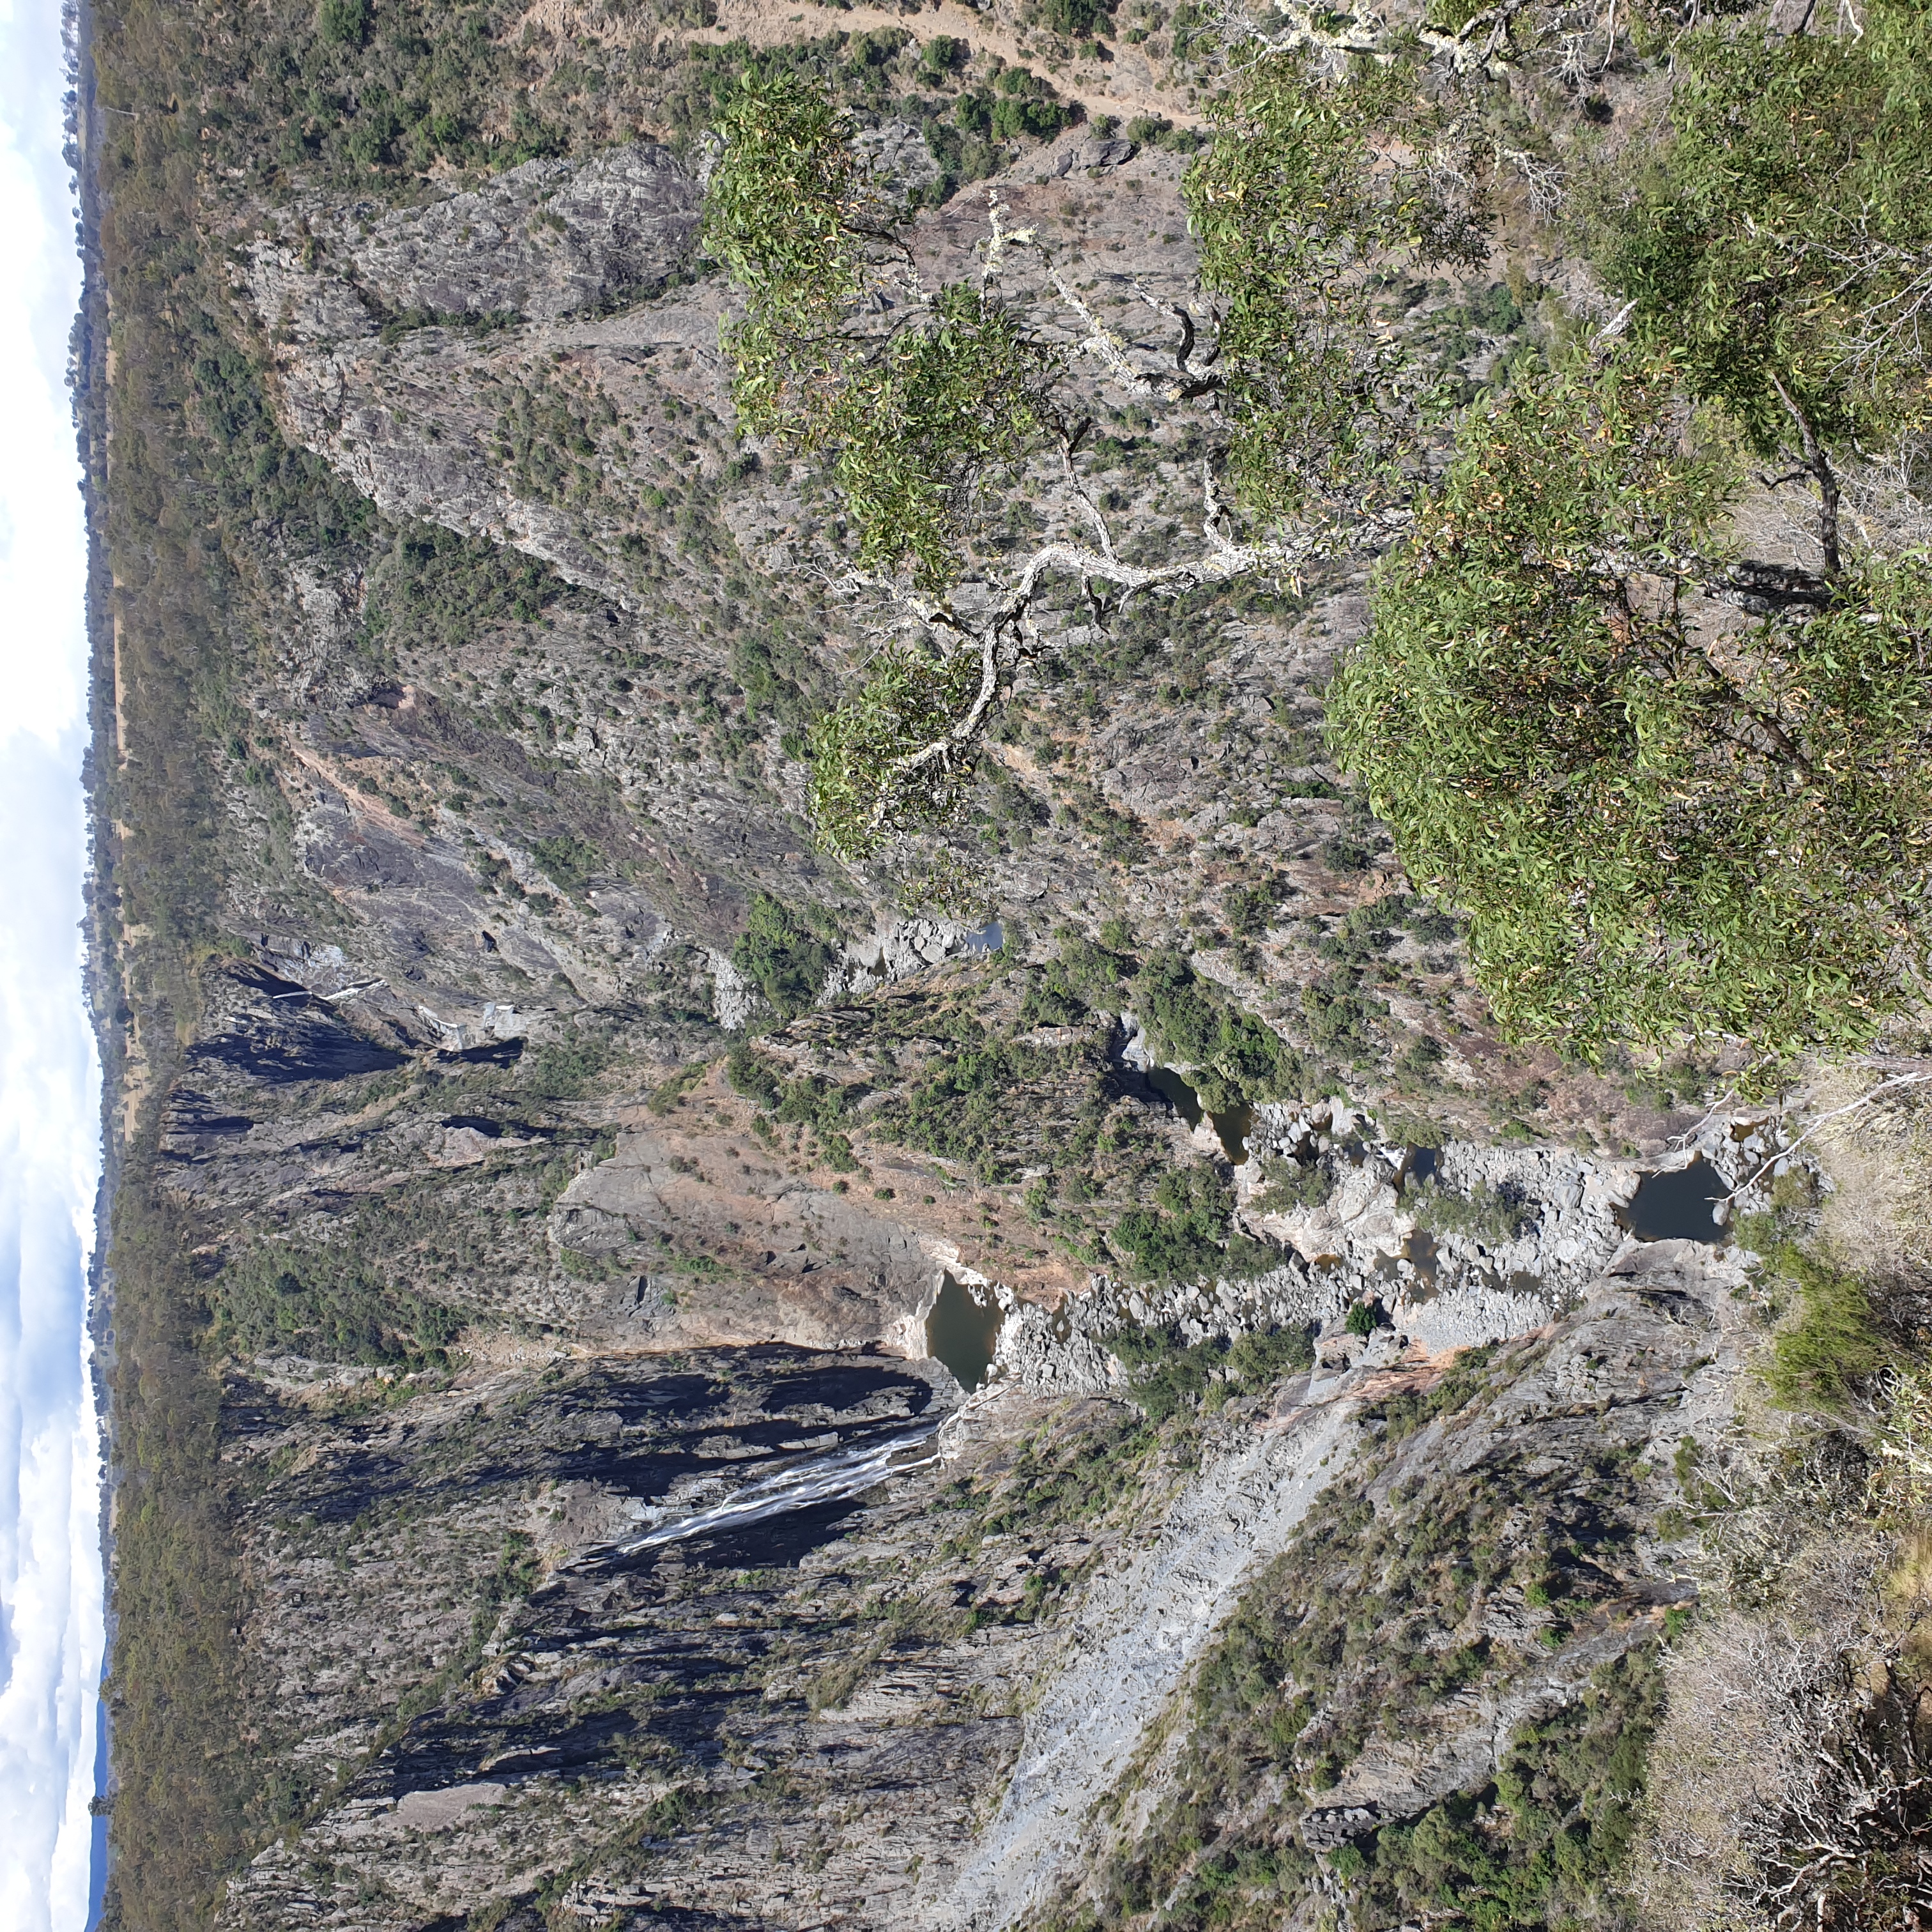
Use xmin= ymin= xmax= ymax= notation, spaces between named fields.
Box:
xmin=1759 ymin=1243 xmax=1896 ymax=1413
xmin=648 ymin=1062 xmax=709 ymax=1115
xmin=1136 ymin=949 xmax=1306 ymax=1110
xmin=1253 ymin=1155 xmax=1330 ymax=1215
xmin=531 ymin=832 xmax=601 ymax=898
xmin=731 ymin=891 xmax=836 ymax=1021
xmin=1408 ymin=1175 xmax=1537 ymax=1246
xmin=774 ymin=1072 xmax=850 ymax=1129
xmin=726 ymin=1039 xmax=784 ymax=1110
xmin=1110 ymin=1163 xmax=1279 ymax=1283
xmin=208 ymin=1246 xmax=461 ymax=1367
xmin=1229 ymin=1324 xmax=1316 ymax=1383
xmin=1111 ymin=1320 xmax=1314 ymax=1421
xmin=521 ymin=1033 xmax=614 ymax=1101
xmin=1361 ymin=1648 xmax=1662 ymax=1929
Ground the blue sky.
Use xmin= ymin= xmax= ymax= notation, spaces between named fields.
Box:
xmin=0 ymin=2 xmax=106 ymax=1929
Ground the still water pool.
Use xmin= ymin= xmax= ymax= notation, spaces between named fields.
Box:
xmin=1628 ymin=1156 xmax=1729 ymax=1242
xmin=1147 ymin=1065 xmax=1252 ymax=1162
xmin=926 ymin=1273 xmax=1004 ymax=1393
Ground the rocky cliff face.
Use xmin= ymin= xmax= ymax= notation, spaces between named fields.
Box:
xmin=83 ymin=5 xmax=1820 ymax=1928
xmin=204 ymin=1224 xmax=1751 ymax=1932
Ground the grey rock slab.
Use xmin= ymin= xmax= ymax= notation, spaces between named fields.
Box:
xmin=391 ymin=1781 xmax=508 ymax=1832
xmin=551 ymin=1127 xmax=947 ymax=1347
xmin=930 ymin=1385 xmax=1360 ymax=1930
xmin=249 ymin=143 xmax=702 ymax=333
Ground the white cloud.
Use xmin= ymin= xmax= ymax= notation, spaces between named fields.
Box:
xmin=0 ymin=736 xmax=102 ymax=1932
xmin=0 ymin=2 xmax=107 ymax=1931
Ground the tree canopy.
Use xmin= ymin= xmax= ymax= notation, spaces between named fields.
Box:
xmin=1326 ymin=353 xmax=1932 ymax=1066
xmin=704 ymin=2 xmax=1932 ymax=1071
xmin=1187 ymin=47 xmax=1489 ymax=523
xmin=1599 ymin=12 xmax=1932 ymax=438
xmin=705 ymin=74 xmax=1059 ymax=590
xmin=1590 ymin=0 xmax=1932 ymax=571
xmin=1320 ymin=0 xmax=1932 ymax=1069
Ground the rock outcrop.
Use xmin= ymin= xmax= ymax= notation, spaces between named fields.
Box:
xmin=207 ymin=1228 xmax=1745 ymax=1932
xmin=85 ymin=15 xmax=1819 ymax=1931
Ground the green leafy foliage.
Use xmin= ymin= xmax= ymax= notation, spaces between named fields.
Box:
xmin=1224 ymin=874 xmax=1288 ymax=937
xmin=773 ymin=1071 xmax=853 ymax=1131
xmin=806 ymin=641 xmax=987 ymax=859
xmin=1134 ymin=949 xmax=1306 ymax=1110
xmin=723 ymin=1043 xmax=863 ymax=1170
xmin=647 ymin=1062 xmax=710 ymax=1116
xmin=1758 ymin=1243 xmax=1897 ymax=1414
xmin=519 ymin=1033 xmax=615 ymax=1101
xmin=1112 ymin=1162 xmax=1277 ymax=1284
xmin=1593 ymin=0 xmax=1932 ymax=466
xmin=491 ymin=368 xmax=620 ymax=510
xmin=726 ymin=1038 xmax=785 ymax=1110
xmin=1017 ymin=930 xmax=1311 ymax=1123
xmin=727 ymin=616 xmax=817 ymax=734
xmin=1361 ymin=1343 xmax=1500 ymax=1443
xmin=531 ymin=833 xmax=601 ymax=899
xmin=830 ymin=284 xmax=1055 ymax=586
xmin=316 ymin=0 xmax=369 ymax=47
xmin=953 ymin=65 xmax=1073 ymax=142
xmin=873 ymin=1027 xmax=1070 ymax=1185
xmin=730 ymin=891 xmax=836 ymax=1021
xmin=1409 ymin=1176 xmax=1538 ymax=1247
xmin=363 ymin=519 xmax=574 ymax=652
xmin=1359 ymin=1650 xmax=1662 ymax=1930
xmin=709 ymin=76 xmax=1057 ymax=593
xmin=207 ymin=0 xmax=545 ymax=187
xmin=705 ymin=73 xmax=1085 ymax=860
xmin=1186 ymin=49 xmax=1490 ymax=525
xmin=1252 ymin=1154 xmax=1331 ymax=1215
xmin=209 ymin=1248 xmax=463 ymax=1366
xmin=1110 ymin=1320 xmax=1314 ymax=1422
xmin=188 ymin=339 xmax=373 ymax=550
xmin=704 ymin=73 xmax=870 ymax=326
xmin=1330 ymin=352 xmax=1932 ymax=1070
xmin=1038 ymin=0 xmax=1114 ymax=38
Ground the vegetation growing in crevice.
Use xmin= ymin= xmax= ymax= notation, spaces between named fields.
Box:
xmin=1110 ymin=1321 xmax=1314 ymax=1423
xmin=1111 ymin=1163 xmax=1278 ymax=1285
xmin=1407 ymin=1175 xmax=1538 ymax=1249
xmin=1040 ymin=1330 xmax=1673 ymax=1932
xmin=730 ymin=891 xmax=838 ymax=1022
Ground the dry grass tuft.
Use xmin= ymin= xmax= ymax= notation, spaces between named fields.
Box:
xmin=1807 ymin=1063 xmax=1932 ymax=1276
xmin=1888 ymin=1530 xmax=1932 ymax=1611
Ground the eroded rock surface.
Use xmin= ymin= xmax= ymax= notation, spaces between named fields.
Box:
xmin=209 ymin=1227 xmax=1745 ymax=1932
xmin=90 ymin=29 xmax=1806 ymax=1932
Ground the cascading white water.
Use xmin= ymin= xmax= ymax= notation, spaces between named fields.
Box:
xmin=606 ymin=1421 xmax=943 ymax=1557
